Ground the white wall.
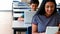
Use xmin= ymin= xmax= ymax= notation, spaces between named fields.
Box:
xmin=56 ymin=0 xmax=60 ymax=5
xmin=0 ymin=10 xmax=13 ymax=34
xmin=38 ymin=0 xmax=42 ymax=7
xmin=0 ymin=0 xmax=13 ymax=10
xmin=0 ymin=0 xmax=59 ymax=34
xmin=13 ymin=0 xmax=21 ymax=2
xmin=21 ymin=0 xmax=28 ymax=2
xmin=0 ymin=0 xmax=59 ymax=10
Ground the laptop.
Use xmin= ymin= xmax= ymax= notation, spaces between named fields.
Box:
xmin=24 ymin=11 xmax=36 ymax=24
xmin=45 ymin=26 xmax=59 ymax=34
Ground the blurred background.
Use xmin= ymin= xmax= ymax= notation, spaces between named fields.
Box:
xmin=0 ymin=0 xmax=60 ymax=34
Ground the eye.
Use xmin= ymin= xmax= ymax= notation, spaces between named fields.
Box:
xmin=50 ymin=5 xmax=55 ymax=8
xmin=46 ymin=6 xmax=49 ymax=8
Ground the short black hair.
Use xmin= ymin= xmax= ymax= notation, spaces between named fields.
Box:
xmin=36 ymin=0 xmax=57 ymax=15
xmin=30 ymin=0 xmax=39 ymax=5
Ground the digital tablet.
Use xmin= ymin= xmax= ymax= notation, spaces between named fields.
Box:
xmin=24 ymin=11 xmax=36 ymax=24
xmin=45 ymin=26 xmax=59 ymax=34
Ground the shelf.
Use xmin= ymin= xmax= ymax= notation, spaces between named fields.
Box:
xmin=13 ymin=11 xmax=24 ymax=14
xmin=13 ymin=13 xmax=23 ymax=17
xmin=13 ymin=9 xmax=30 ymax=11
xmin=13 ymin=5 xmax=30 ymax=8
xmin=57 ymin=6 xmax=60 ymax=9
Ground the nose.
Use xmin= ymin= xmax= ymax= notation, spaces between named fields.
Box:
xmin=49 ymin=7 xmax=52 ymax=11
xmin=33 ymin=6 xmax=36 ymax=9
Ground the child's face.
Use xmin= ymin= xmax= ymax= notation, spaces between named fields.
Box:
xmin=30 ymin=3 xmax=38 ymax=11
xmin=45 ymin=2 xmax=55 ymax=15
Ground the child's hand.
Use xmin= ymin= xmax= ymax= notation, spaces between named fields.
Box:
xmin=18 ymin=17 xmax=24 ymax=22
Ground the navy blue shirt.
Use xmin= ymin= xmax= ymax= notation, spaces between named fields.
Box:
xmin=32 ymin=13 xmax=60 ymax=33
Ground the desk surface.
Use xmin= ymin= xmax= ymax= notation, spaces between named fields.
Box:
xmin=12 ymin=21 xmax=31 ymax=28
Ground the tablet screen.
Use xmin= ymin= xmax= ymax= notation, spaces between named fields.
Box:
xmin=46 ymin=26 xmax=59 ymax=34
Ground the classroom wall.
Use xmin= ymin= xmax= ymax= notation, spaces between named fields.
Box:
xmin=0 ymin=10 xmax=13 ymax=34
xmin=21 ymin=0 xmax=30 ymax=3
xmin=0 ymin=0 xmax=59 ymax=34
xmin=0 ymin=10 xmax=26 ymax=34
